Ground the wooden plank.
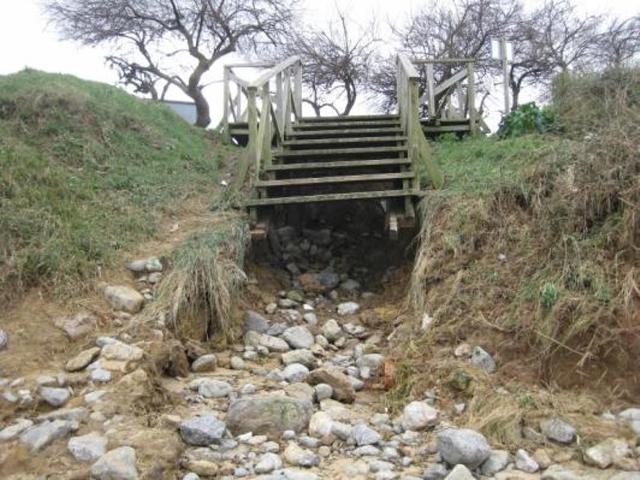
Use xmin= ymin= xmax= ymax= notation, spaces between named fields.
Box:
xmin=246 ymin=189 xmax=419 ymax=206
xmin=266 ymin=158 xmax=412 ymax=171
xmin=275 ymin=146 xmax=407 ymax=157
xmin=256 ymin=172 xmax=414 ymax=188
xmin=412 ymin=57 xmax=475 ymax=64
xmin=426 ymin=63 xmax=436 ymax=118
xmin=293 ymin=120 xmax=401 ymax=129
xmin=434 ymin=68 xmax=468 ymax=96
xmin=398 ymin=54 xmax=420 ymax=79
xmin=422 ymin=124 xmax=471 ymax=133
xmin=223 ymin=67 xmax=230 ymax=143
xmin=288 ymin=127 xmax=403 ymax=137
xmin=300 ymin=114 xmax=399 ymax=122
xmin=467 ymin=62 xmax=476 ymax=132
xmin=248 ymin=56 xmax=301 ymax=88
xmin=283 ymin=136 xmax=407 ymax=146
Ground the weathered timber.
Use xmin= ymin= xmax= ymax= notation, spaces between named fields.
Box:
xmin=265 ymin=158 xmax=412 ymax=171
xmin=275 ymin=146 xmax=407 ymax=157
xmin=256 ymin=172 xmax=414 ymax=188
xmin=288 ymin=127 xmax=403 ymax=137
xmin=283 ymin=136 xmax=407 ymax=146
xmin=246 ymin=189 xmax=418 ymax=207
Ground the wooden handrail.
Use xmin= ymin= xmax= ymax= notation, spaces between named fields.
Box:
xmin=226 ymin=56 xmax=304 ymax=191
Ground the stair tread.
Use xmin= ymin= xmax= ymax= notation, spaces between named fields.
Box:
xmin=288 ymin=127 xmax=403 ymax=137
xmin=301 ymin=114 xmax=399 ymax=122
xmin=293 ymin=120 xmax=401 ymax=129
xmin=275 ymin=146 xmax=408 ymax=157
xmin=247 ymin=189 xmax=419 ymax=206
xmin=266 ymin=158 xmax=412 ymax=171
xmin=284 ymin=136 xmax=407 ymax=146
xmin=257 ymin=172 xmax=414 ymax=187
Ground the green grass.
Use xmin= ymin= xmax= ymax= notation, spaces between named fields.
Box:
xmin=0 ymin=69 xmax=237 ymax=301
xmin=417 ymin=134 xmax=568 ymax=196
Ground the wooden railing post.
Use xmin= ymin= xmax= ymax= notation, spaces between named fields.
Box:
xmin=260 ymin=83 xmax=272 ymax=175
xmin=294 ymin=62 xmax=302 ymax=120
xmin=467 ymin=61 xmax=476 ymax=133
xmin=223 ymin=67 xmax=230 ymax=143
xmin=247 ymin=86 xmax=258 ymax=173
xmin=425 ymin=63 xmax=436 ymax=119
xmin=276 ymin=71 xmax=284 ymax=134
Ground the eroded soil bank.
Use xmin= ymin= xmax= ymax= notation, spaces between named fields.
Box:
xmin=0 ymin=200 xmax=639 ymax=480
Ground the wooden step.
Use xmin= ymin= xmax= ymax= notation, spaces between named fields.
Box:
xmin=275 ymin=146 xmax=407 ymax=158
xmin=247 ymin=189 xmax=418 ymax=206
xmin=293 ymin=120 xmax=401 ymax=129
xmin=422 ymin=124 xmax=471 ymax=133
xmin=300 ymin=114 xmax=399 ymax=122
xmin=265 ymin=158 xmax=411 ymax=171
xmin=288 ymin=127 xmax=403 ymax=138
xmin=283 ymin=136 xmax=407 ymax=146
xmin=256 ymin=172 xmax=414 ymax=188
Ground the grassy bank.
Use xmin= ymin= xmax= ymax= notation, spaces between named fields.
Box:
xmin=392 ymin=69 xmax=640 ymax=445
xmin=0 ymin=69 xmax=236 ymax=302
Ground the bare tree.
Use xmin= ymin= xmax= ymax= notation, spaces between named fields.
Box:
xmin=595 ymin=16 xmax=640 ymax=68
xmin=507 ymin=0 xmax=605 ymax=110
xmin=370 ymin=0 xmax=521 ymax=113
xmin=44 ymin=0 xmax=296 ymax=127
xmin=269 ymin=9 xmax=377 ymax=116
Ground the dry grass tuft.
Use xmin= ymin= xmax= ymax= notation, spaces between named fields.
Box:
xmin=149 ymin=212 xmax=249 ymax=342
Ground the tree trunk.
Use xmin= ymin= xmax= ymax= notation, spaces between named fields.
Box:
xmin=189 ymin=88 xmax=211 ymax=128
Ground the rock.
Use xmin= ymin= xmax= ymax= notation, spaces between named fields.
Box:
xmin=20 ymin=419 xmax=78 ymax=452
xmin=515 ymin=449 xmax=539 ymax=473
xmin=0 ymin=329 xmax=8 ymax=350
xmin=454 ymin=343 xmax=472 ymax=358
xmin=308 ymin=411 xmax=335 ymax=443
xmin=340 ymin=279 xmax=361 ymax=292
xmin=331 ymin=421 xmax=353 ymax=440
xmin=191 ymin=354 xmax=217 ymax=372
xmin=66 ymin=347 xmax=101 ymax=372
xmin=260 ymin=334 xmax=291 ymax=353
xmin=179 ymin=415 xmax=226 ymax=446
xmin=0 ymin=418 xmax=33 ymax=441
xmin=540 ymin=464 xmax=583 ymax=480
xmin=256 ymin=452 xmax=283 ymax=473
xmin=284 ymin=442 xmax=319 ymax=467
xmin=40 ymin=386 xmax=70 ymax=407
xmin=104 ymin=285 xmax=144 ymax=313
xmin=423 ymin=464 xmax=449 ymax=480
xmin=401 ymin=401 xmax=439 ymax=431
xmin=54 ymin=312 xmax=98 ymax=339
xmin=540 ymin=418 xmax=576 ymax=444
xmin=127 ymin=257 xmax=162 ymax=273
xmin=356 ymin=354 xmax=384 ymax=377
xmin=307 ymin=367 xmax=356 ymax=403
xmin=101 ymin=341 xmax=144 ymax=362
xmin=91 ymin=369 xmax=112 ymax=383
xmin=436 ymin=428 xmax=491 ymax=469
xmin=245 ymin=311 xmax=270 ymax=333
xmin=337 ymin=302 xmax=360 ymax=315
xmin=91 ymin=446 xmax=138 ymax=480
xmin=481 ymin=450 xmax=510 ymax=475
xmin=282 ymin=326 xmax=314 ymax=350
xmin=230 ymin=356 xmax=245 ymax=370
xmin=314 ymin=384 xmax=333 ymax=402
xmin=444 ymin=465 xmax=474 ymax=480
xmin=226 ymin=394 xmax=313 ymax=437
xmin=583 ymin=438 xmax=630 ymax=468
xmin=303 ymin=313 xmax=318 ymax=326
xmin=352 ymin=424 xmax=381 ymax=446
xmin=609 ymin=474 xmax=640 ymax=480
xmin=317 ymin=270 xmax=340 ymax=289
xmin=265 ymin=468 xmax=319 ymax=480
xmin=470 ymin=346 xmax=496 ymax=374
xmin=283 ymin=364 xmax=310 ymax=383
xmin=282 ymin=349 xmax=317 ymax=369
xmin=195 ymin=379 xmax=232 ymax=398
xmin=183 ymin=474 xmax=200 ymax=480
xmin=322 ymin=319 xmax=343 ymax=342
xmin=36 ymin=406 xmax=88 ymax=423
xmin=68 ymin=432 xmax=108 ymax=463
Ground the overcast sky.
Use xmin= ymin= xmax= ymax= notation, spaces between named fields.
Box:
xmin=1 ymin=0 xmax=636 ymax=127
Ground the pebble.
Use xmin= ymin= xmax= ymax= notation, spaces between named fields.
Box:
xmin=352 ymin=424 xmax=382 ymax=446
xmin=436 ymin=428 xmax=491 ymax=469
xmin=91 ymin=369 xmax=112 ymax=383
xmin=284 ymin=442 xmax=319 ymax=467
xmin=337 ymin=302 xmax=360 ymax=315
xmin=282 ymin=326 xmax=315 ymax=349
xmin=515 ymin=449 xmax=539 ymax=472
xmin=103 ymin=285 xmax=144 ymax=313
xmin=470 ymin=346 xmax=496 ymax=373
xmin=322 ymin=319 xmax=342 ymax=342
xmin=191 ymin=354 xmax=217 ymax=372
xmin=314 ymin=384 xmax=333 ymax=402
xmin=303 ymin=313 xmax=318 ymax=325
xmin=40 ymin=386 xmax=71 ymax=407
xmin=245 ymin=310 xmax=270 ymax=333
xmin=65 ymin=347 xmax=101 ymax=372
xmin=230 ymin=356 xmax=245 ymax=370
xmin=481 ymin=449 xmax=510 ymax=475
xmin=0 ymin=329 xmax=8 ymax=350
xmin=539 ymin=417 xmax=576 ymax=444
xmin=67 ymin=432 xmax=108 ymax=463
xmin=283 ymin=363 xmax=310 ymax=383
xmin=179 ymin=415 xmax=226 ymax=446
xmin=255 ymin=452 xmax=283 ymax=473
xmin=583 ymin=438 xmax=630 ymax=468
xmin=401 ymin=401 xmax=439 ymax=431
xmin=194 ymin=379 xmax=232 ymax=398
xmin=444 ymin=464 xmax=474 ymax=480
xmin=90 ymin=446 xmax=138 ymax=480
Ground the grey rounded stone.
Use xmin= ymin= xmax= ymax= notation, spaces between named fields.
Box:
xmin=67 ymin=432 xmax=107 ymax=463
xmin=40 ymin=387 xmax=70 ymax=407
xmin=352 ymin=424 xmax=381 ymax=446
xmin=436 ymin=428 xmax=491 ymax=469
xmin=90 ymin=446 xmax=138 ymax=480
xmin=539 ymin=417 xmax=576 ymax=444
xmin=283 ymin=363 xmax=310 ymax=383
xmin=282 ymin=326 xmax=314 ymax=349
xmin=191 ymin=354 xmax=217 ymax=373
xmin=226 ymin=394 xmax=313 ymax=437
xmin=470 ymin=346 xmax=496 ymax=374
xmin=314 ymin=384 xmax=333 ymax=402
xmin=179 ymin=415 xmax=226 ymax=446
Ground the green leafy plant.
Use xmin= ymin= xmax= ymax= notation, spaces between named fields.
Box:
xmin=540 ymin=282 xmax=560 ymax=310
xmin=498 ymin=102 xmax=556 ymax=138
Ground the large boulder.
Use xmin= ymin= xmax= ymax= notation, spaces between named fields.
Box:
xmin=436 ymin=428 xmax=491 ymax=469
xmin=226 ymin=394 xmax=313 ymax=438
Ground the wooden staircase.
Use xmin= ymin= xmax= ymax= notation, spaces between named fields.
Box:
xmin=240 ymin=114 xmax=419 ymax=230
xmin=222 ymin=54 xmax=481 ymax=236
